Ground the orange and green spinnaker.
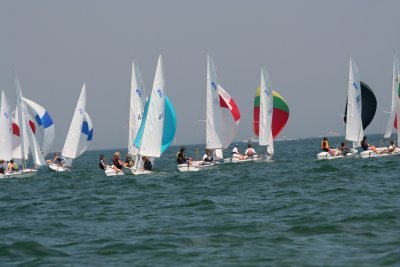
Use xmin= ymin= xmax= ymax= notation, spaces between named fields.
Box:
xmin=253 ymin=88 xmax=289 ymax=139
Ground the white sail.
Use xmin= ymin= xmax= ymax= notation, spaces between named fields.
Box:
xmin=206 ymin=53 xmax=223 ymax=150
xmin=26 ymin=122 xmax=46 ymax=167
xmin=23 ymin=97 xmax=55 ymax=157
xmin=397 ymin=74 xmax=400 ymax=146
xmin=345 ymin=58 xmax=363 ymax=148
xmin=384 ymin=53 xmax=399 ymax=139
xmin=0 ymin=91 xmax=13 ymax=161
xmin=62 ymin=84 xmax=86 ymax=163
xmin=259 ymin=68 xmax=274 ymax=156
xmin=15 ymin=78 xmax=30 ymax=162
xmin=138 ymin=55 xmax=165 ymax=158
xmin=128 ymin=60 xmax=146 ymax=156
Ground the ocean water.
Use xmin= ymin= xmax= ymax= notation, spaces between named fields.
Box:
xmin=0 ymin=135 xmax=399 ymax=266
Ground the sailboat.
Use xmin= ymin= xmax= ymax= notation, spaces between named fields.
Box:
xmin=318 ymin=58 xmax=365 ymax=159
xmin=104 ymin=60 xmax=147 ymax=176
xmin=128 ymin=55 xmax=176 ymax=175
xmin=256 ymin=68 xmax=274 ymax=160
xmin=48 ymin=84 xmax=93 ymax=171
xmin=178 ymin=53 xmax=240 ymax=171
xmin=361 ymin=53 xmax=400 ymax=158
xmin=1 ymin=78 xmax=47 ymax=178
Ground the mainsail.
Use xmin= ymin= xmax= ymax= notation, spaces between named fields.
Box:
xmin=206 ymin=53 xmax=223 ymax=150
xmin=345 ymin=58 xmax=364 ymax=148
xmin=259 ymin=68 xmax=274 ymax=156
xmin=383 ymin=52 xmax=400 ymax=146
xmin=0 ymin=91 xmax=13 ymax=161
xmin=128 ymin=60 xmax=146 ymax=156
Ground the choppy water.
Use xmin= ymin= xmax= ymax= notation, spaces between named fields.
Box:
xmin=1 ymin=135 xmax=399 ymax=266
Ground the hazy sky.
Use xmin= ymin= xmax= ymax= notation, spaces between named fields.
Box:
xmin=1 ymin=0 xmax=400 ymax=150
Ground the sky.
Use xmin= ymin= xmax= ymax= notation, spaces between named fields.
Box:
xmin=1 ymin=0 xmax=400 ymax=150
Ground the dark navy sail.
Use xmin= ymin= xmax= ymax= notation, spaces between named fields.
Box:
xmin=344 ymin=81 xmax=377 ymax=130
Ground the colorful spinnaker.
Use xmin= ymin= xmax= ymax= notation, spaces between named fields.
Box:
xmin=253 ymin=88 xmax=289 ymax=139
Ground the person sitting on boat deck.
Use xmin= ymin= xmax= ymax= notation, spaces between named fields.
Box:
xmin=142 ymin=156 xmax=152 ymax=171
xmin=232 ymin=144 xmax=245 ymax=160
xmin=244 ymin=144 xmax=257 ymax=158
xmin=0 ymin=159 xmax=4 ymax=174
xmin=46 ymin=152 xmax=64 ymax=166
xmin=113 ymin=152 xmax=124 ymax=171
xmin=98 ymin=155 xmax=107 ymax=171
xmin=321 ymin=137 xmax=335 ymax=155
xmin=202 ymin=149 xmax=213 ymax=162
xmin=381 ymin=140 xmax=396 ymax=154
xmin=338 ymin=142 xmax=351 ymax=156
xmin=360 ymin=136 xmax=379 ymax=154
xmin=124 ymin=153 xmax=134 ymax=168
xmin=7 ymin=159 xmax=19 ymax=172
xmin=177 ymin=147 xmax=192 ymax=165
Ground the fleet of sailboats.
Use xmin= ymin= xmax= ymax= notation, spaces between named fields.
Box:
xmin=2 ymin=53 xmax=400 ymax=178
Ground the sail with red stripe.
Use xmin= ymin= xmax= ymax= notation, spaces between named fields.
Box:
xmin=218 ymin=85 xmax=240 ymax=149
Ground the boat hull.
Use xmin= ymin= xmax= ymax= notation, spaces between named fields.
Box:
xmin=48 ymin=163 xmax=70 ymax=172
xmin=317 ymin=149 xmax=358 ymax=160
xmin=104 ymin=166 xmax=125 ymax=176
xmin=0 ymin=169 xmax=38 ymax=179
xmin=360 ymin=147 xmax=400 ymax=158
xmin=177 ymin=161 xmax=219 ymax=172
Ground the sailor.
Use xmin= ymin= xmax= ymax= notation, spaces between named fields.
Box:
xmin=0 ymin=159 xmax=4 ymax=174
xmin=47 ymin=152 xmax=64 ymax=166
xmin=124 ymin=153 xmax=134 ymax=168
xmin=113 ymin=152 xmax=124 ymax=171
xmin=7 ymin=159 xmax=18 ymax=172
xmin=321 ymin=137 xmax=335 ymax=155
xmin=202 ymin=149 xmax=213 ymax=162
xmin=360 ymin=136 xmax=379 ymax=154
xmin=338 ymin=142 xmax=350 ymax=156
xmin=177 ymin=147 xmax=191 ymax=164
xmin=98 ymin=155 xmax=107 ymax=170
xmin=232 ymin=144 xmax=245 ymax=159
xmin=244 ymin=144 xmax=257 ymax=157
xmin=142 ymin=156 xmax=152 ymax=171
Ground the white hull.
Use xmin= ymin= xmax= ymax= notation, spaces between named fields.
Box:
xmin=223 ymin=156 xmax=263 ymax=163
xmin=177 ymin=161 xmax=219 ymax=172
xmin=317 ymin=149 xmax=358 ymax=160
xmin=0 ymin=169 xmax=37 ymax=179
xmin=360 ymin=147 xmax=400 ymax=158
xmin=122 ymin=166 xmax=152 ymax=175
xmin=48 ymin=163 xmax=70 ymax=172
xmin=104 ymin=166 xmax=125 ymax=176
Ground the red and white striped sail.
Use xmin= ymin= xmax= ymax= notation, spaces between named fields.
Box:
xmin=218 ymin=85 xmax=240 ymax=149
